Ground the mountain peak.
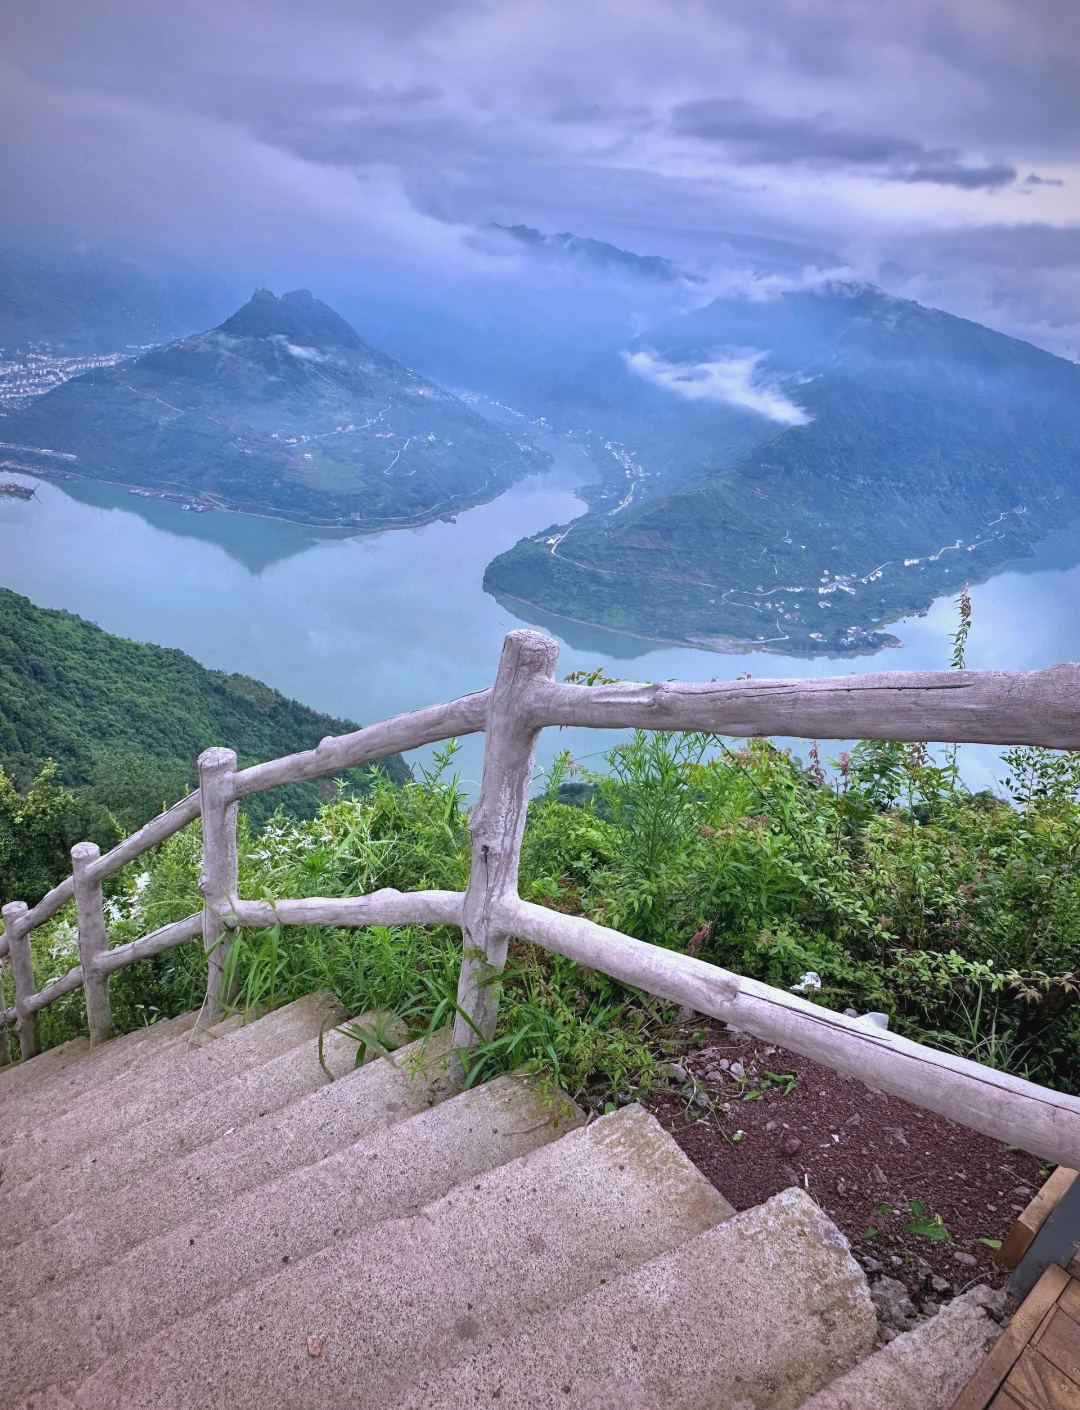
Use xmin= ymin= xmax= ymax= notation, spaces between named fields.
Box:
xmin=217 ymin=287 xmax=363 ymax=350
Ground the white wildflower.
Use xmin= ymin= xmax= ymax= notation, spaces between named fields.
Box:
xmin=790 ymin=971 xmax=822 ymax=994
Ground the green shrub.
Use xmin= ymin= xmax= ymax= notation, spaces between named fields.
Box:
xmin=5 ymin=730 xmax=1079 ymax=1100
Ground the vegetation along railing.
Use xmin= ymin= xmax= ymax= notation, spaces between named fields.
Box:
xmin=3 ymin=629 xmax=1080 ymax=1170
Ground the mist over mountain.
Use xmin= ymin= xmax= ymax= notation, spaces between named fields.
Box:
xmin=320 ymin=223 xmax=737 ymax=404
xmin=490 ymin=224 xmax=701 ymax=285
xmin=1 ymin=288 xmax=548 ymax=528
xmin=486 ymin=283 xmax=1080 ymax=655
xmin=0 ymin=231 xmax=237 ymax=355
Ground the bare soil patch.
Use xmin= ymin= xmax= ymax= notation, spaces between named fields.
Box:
xmin=637 ymin=1018 xmax=1047 ymax=1313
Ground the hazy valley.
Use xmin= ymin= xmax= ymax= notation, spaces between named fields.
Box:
xmin=5 ymin=231 xmax=1080 ymax=657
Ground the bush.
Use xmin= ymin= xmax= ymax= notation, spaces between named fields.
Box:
xmin=5 ymin=732 xmax=1079 ymax=1100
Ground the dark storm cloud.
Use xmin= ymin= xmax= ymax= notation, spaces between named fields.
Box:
xmin=671 ymin=100 xmax=926 ymax=166
xmin=901 ymin=160 xmax=1017 ymax=190
xmin=670 ymin=99 xmax=1017 ymax=189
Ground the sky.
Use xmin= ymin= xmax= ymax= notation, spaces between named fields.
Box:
xmin=3 ymin=0 xmax=1080 ymax=357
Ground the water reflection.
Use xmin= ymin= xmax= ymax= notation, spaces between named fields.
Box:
xmin=2 ymin=444 xmax=1080 ymax=796
xmin=50 ymin=475 xmax=360 ymax=573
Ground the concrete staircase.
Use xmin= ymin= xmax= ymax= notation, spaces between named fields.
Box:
xmin=0 ymin=999 xmax=1005 ymax=1409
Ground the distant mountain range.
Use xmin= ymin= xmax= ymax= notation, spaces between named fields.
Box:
xmin=10 ymin=225 xmax=1080 ymax=660
xmin=485 ymin=283 xmax=1080 ymax=655
xmin=0 ymin=288 xmax=548 ymax=528
xmin=491 ymin=224 xmax=700 ymax=285
xmin=330 ymin=224 xmax=712 ymax=406
xmin=0 ymin=232 xmax=236 ymax=355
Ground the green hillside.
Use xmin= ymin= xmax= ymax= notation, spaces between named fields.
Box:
xmin=486 ymin=284 xmax=1080 ymax=654
xmin=2 ymin=288 xmax=548 ymax=527
xmin=0 ymin=587 xmax=408 ymax=838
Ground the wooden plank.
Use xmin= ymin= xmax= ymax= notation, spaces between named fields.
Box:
xmin=1031 ymin=1304 xmax=1064 ymax=1350
xmin=1011 ymin=1177 xmax=1080 ymax=1302
xmin=3 ymin=900 xmax=40 ymax=1060
xmin=71 ymin=841 xmax=114 ymax=1046
xmin=951 ymin=1264 xmax=1071 ymax=1410
xmin=1004 ymin=1347 xmax=1080 ymax=1409
xmin=454 ymin=632 xmax=559 ymax=1055
xmin=991 ymin=1393 xmax=1029 ymax=1409
xmin=95 ymin=912 xmax=204 ymax=973
xmin=198 ymin=748 xmax=239 ymax=1021
xmin=85 ymin=790 xmax=201 ymax=882
xmin=231 ymin=891 xmax=463 ymax=930
xmin=230 ymin=691 xmax=490 ymax=799
xmin=1002 ymin=1171 xmax=1080 ymax=1270
xmin=1059 ymin=1284 xmax=1080 ymax=1326
xmin=1035 ymin=1309 xmax=1080 ymax=1386
xmin=20 ymin=875 xmax=75 ymax=933
xmin=23 ymin=961 xmax=84 ymax=1013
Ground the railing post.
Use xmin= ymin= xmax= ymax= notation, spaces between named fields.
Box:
xmin=198 ymin=747 xmax=239 ymax=1021
xmin=0 ymin=992 xmax=12 ymax=1065
xmin=453 ymin=630 xmax=559 ymax=1067
xmin=3 ymin=901 xmax=40 ymax=1060
xmin=71 ymin=842 xmax=115 ymax=1046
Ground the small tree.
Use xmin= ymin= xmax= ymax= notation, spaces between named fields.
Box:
xmin=0 ymin=761 xmax=81 ymax=907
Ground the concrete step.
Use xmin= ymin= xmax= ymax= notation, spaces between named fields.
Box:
xmin=0 ymin=1029 xmax=455 ymax=1299
xmin=1 ymin=1012 xmax=194 ymax=1113
xmin=795 ymin=1286 xmax=1008 ymax=1410
xmin=0 ymin=1035 xmax=91 ymax=1096
xmin=0 ymin=1005 xmax=365 ymax=1247
xmin=6 ymin=1077 xmax=584 ymax=1396
xmin=0 ymin=1009 xmax=268 ymax=1146
xmin=1 ymin=999 xmax=334 ymax=1166
xmin=0 ymin=991 xmax=345 ymax=1189
xmin=71 ymin=1105 xmax=734 ymax=1410
xmin=379 ymin=1187 xmax=877 ymax=1410
xmin=0 ymin=1012 xmax=201 ymax=1136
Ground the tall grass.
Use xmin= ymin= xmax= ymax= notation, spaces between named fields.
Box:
xmin=7 ymin=728 xmax=1080 ymax=1099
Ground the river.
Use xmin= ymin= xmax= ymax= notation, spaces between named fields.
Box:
xmin=3 ymin=437 xmax=1080 ymax=793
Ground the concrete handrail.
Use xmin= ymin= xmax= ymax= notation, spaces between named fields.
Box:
xmin=2 ymin=630 xmax=1080 ymax=1171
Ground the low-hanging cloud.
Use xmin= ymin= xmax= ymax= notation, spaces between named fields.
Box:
xmin=623 ymin=347 xmax=812 ymax=425
xmin=1 ymin=0 xmax=1079 ymax=358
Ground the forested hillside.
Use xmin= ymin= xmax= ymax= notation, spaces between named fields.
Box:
xmin=2 ymin=288 xmax=548 ymax=527
xmin=0 ymin=587 xmax=408 ymax=841
xmin=487 ymin=284 xmax=1080 ymax=654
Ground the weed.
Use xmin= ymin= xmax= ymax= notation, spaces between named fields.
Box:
xmin=905 ymin=1199 xmax=952 ymax=1243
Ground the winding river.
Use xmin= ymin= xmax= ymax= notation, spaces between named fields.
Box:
xmin=3 ymin=436 xmax=1080 ymax=792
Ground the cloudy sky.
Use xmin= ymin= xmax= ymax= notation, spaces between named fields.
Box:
xmin=3 ymin=0 xmax=1079 ymax=354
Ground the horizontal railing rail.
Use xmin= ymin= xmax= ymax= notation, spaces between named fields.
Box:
xmin=2 ymin=631 xmax=1079 ymax=1172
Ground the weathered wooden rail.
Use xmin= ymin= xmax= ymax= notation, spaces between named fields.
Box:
xmin=3 ymin=630 xmax=1080 ymax=1170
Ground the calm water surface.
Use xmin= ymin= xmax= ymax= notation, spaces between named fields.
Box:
xmin=3 ymin=438 xmax=1080 ymax=792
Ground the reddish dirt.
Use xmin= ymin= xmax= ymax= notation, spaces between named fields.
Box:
xmin=637 ymin=1018 xmax=1047 ymax=1307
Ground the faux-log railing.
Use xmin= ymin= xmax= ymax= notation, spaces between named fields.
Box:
xmin=3 ymin=629 xmax=1080 ymax=1172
